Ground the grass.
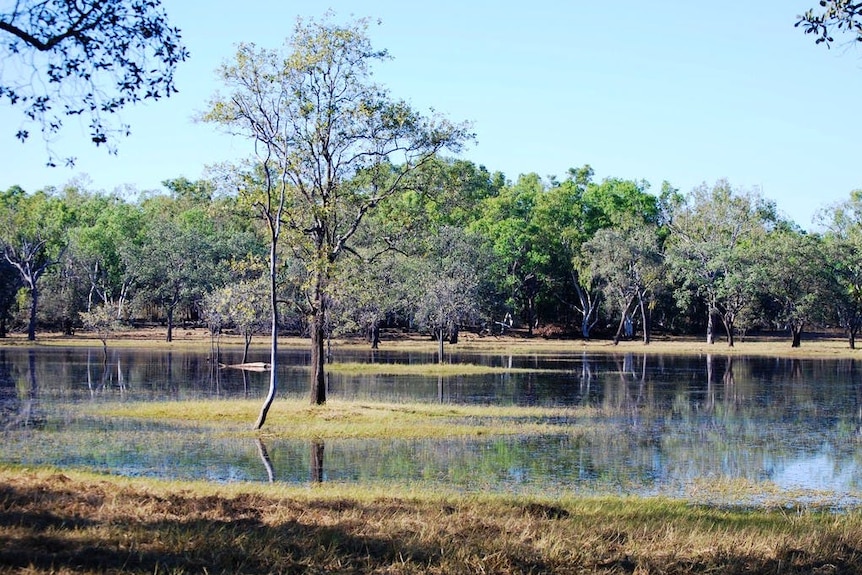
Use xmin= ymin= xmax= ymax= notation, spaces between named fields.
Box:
xmin=86 ymin=399 xmax=593 ymax=439
xmin=1 ymin=466 xmax=862 ymax=574
xmin=4 ymin=326 xmax=862 ymax=360
xmin=326 ymin=361 xmax=557 ymax=376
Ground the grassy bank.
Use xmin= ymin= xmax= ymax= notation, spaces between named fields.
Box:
xmin=3 ymin=326 xmax=861 ymax=359
xmin=1 ymin=467 xmax=861 ymax=574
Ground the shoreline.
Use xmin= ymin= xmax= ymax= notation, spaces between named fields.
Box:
xmin=2 ymin=327 xmax=860 ymax=360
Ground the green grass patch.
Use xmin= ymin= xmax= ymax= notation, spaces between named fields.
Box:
xmin=327 ymin=361 xmax=559 ymax=376
xmin=84 ymin=398 xmax=595 ymax=440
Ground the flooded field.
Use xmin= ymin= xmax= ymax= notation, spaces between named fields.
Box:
xmin=2 ymin=345 xmax=861 ymax=506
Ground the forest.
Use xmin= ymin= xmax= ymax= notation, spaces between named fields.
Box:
xmin=2 ymin=166 xmax=861 ymax=351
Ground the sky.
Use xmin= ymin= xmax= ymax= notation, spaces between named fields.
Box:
xmin=2 ymin=1 xmax=862 ymax=229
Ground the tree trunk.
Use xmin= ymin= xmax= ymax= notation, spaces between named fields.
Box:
xmin=639 ymin=298 xmax=651 ymax=345
xmin=165 ymin=306 xmax=174 ymax=343
xmin=612 ymin=312 xmax=627 ymax=346
xmin=27 ymin=284 xmax=38 ymax=341
xmin=369 ymin=323 xmax=380 ymax=350
xmin=613 ymin=298 xmax=635 ymax=346
xmin=242 ymin=332 xmax=252 ymax=364
xmin=791 ymin=324 xmax=803 ymax=348
xmin=310 ymin=308 xmax=327 ymax=405
xmin=438 ymin=328 xmax=445 ymax=364
xmin=254 ymin=239 xmax=280 ymax=430
xmin=706 ymin=311 xmax=715 ymax=345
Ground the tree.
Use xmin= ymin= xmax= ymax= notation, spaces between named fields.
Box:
xmin=69 ymin=196 xmax=144 ymax=318
xmin=79 ymin=302 xmax=120 ymax=359
xmin=409 ymin=226 xmax=483 ymax=362
xmin=204 ymin=14 xmax=468 ymax=415
xmin=0 ymin=185 xmax=72 ymax=339
xmin=582 ymin=224 xmax=664 ymax=345
xmin=819 ymin=190 xmax=862 ymax=348
xmin=470 ymin=173 xmax=547 ymax=335
xmin=0 ymin=0 xmax=188 ymax=164
xmin=534 ymin=169 xmax=662 ymax=340
xmin=203 ymin=278 xmax=270 ymax=363
xmin=128 ymin=200 xmax=237 ymax=342
xmin=797 ymin=1 xmax=862 ymax=47
xmin=666 ymin=180 xmax=776 ymax=346
xmin=754 ymin=227 xmax=832 ymax=348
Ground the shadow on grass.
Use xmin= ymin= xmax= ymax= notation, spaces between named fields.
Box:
xmin=1 ymin=479 xmax=861 ymax=574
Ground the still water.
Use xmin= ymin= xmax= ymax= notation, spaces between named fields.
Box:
xmin=2 ymin=345 xmax=861 ymax=506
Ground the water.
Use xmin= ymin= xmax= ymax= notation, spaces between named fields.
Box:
xmin=2 ymin=345 xmax=862 ymax=506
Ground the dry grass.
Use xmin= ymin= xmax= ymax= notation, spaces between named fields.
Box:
xmin=1 ymin=467 xmax=861 ymax=574
xmin=5 ymin=327 xmax=861 ymax=359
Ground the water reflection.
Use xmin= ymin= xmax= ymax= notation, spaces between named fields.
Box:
xmin=1 ymin=346 xmax=861 ymax=505
xmin=256 ymin=439 xmax=275 ymax=482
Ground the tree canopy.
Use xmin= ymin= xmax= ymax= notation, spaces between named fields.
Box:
xmin=0 ymin=0 xmax=188 ymax=165
xmin=797 ymin=1 xmax=862 ymax=46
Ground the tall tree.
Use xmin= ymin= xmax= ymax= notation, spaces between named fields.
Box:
xmin=470 ymin=173 xmax=546 ymax=335
xmin=666 ymin=180 xmax=776 ymax=346
xmin=754 ymin=226 xmax=832 ymax=348
xmin=819 ymin=190 xmax=862 ymax=348
xmin=582 ymin=224 xmax=664 ymax=345
xmin=204 ymin=15 xmax=468 ymax=415
xmin=409 ymin=226 xmax=483 ymax=362
xmin=0 ymin=0 xmax=188 ymax=164
xmin=0 ymin=186 xmax=72 ymax=339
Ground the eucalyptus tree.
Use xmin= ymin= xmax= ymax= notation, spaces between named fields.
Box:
xmin=0 ymin=0 xmax=188 ymax=165
xmin=536 ymin=169 xmax=662 ymax=340
xmin=533 ymin=166 xmax=598 ymax=338
xmin=581 ymin=224 xmax=664 ymax=344
xmin=665 ymin=180 xmax=776 ymax=346
xmin=0 ymin=185 xmax=73 ymax=339
xmin=818 ymin=190 xmax=862 ymax=348
xmin=204 ymin=15 xmax=468 ymax=414
xmin=753 ymin=226 xmax=832 ymax=348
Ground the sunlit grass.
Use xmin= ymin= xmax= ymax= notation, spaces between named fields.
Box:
xmin=3 ymin=466 xmax=862 ymax=574
xmin=327 ymin=361 xmax=558 ymax=376
xmin=84 ymin=398 xmax=596 ymax=439
xmin=6 ymin=327 xmax=862 ymax=359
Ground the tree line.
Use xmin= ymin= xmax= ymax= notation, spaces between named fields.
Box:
xmin=2 ymin=166 xmax=862 ymax=349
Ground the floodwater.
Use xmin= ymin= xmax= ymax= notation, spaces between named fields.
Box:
xmin=1 ymin=345 xmax=861 ymax=506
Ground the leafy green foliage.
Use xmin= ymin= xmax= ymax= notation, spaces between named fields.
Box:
xmin=204 ymin=14 xmax=469 ymax=406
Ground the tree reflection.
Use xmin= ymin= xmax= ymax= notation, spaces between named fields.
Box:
xmin=311 ymin=440 xmax=325 ymax=483
xmin=256 ymin=439 xmax=275 ymax=483
xmin=0 ymin=349 xmax=39 ymax=429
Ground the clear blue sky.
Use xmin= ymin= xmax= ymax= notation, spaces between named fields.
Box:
xmin=2 ymin=1 xmax=861 ymax=229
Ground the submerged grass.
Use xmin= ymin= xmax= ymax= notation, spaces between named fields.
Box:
xmin=86 ymin=398 xmax=595 ymax=440
xmin=2 ymin=466 xmax=862 ymax=574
